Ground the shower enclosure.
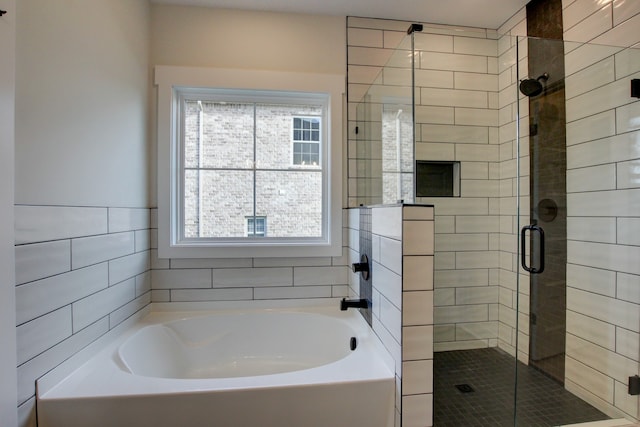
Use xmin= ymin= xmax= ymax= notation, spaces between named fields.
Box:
xmin=348 ymin=20 xmax=640 ymax=426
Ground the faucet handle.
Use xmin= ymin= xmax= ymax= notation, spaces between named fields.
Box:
xmin=351 ymin=254 xmax=370 ymax=280
xmin=352 ymin=262 xmax=367 ymax=272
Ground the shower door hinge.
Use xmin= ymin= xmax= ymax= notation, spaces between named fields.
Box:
xmin=629 ymin=375 xmax=640 ymax=395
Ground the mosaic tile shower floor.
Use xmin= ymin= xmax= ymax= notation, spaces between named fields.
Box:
xmin=434 ymin=348 xmax=609 ymax=427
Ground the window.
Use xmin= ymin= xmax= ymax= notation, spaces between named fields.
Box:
xmin=155 ymin=66 xmax=343 ymax=258
xmin=292 ymin=117 xmax=320 ymax=166
xmin=246 ymin=216 xmax=266 ymax=237
xmin=181 ymin=93 xmax=324 ymax=240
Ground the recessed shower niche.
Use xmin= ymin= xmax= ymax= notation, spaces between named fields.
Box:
xmin=415 ymin=161 xmax=460 ymax=198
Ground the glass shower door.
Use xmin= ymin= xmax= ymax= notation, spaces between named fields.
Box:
xmin=515 ymin=36 xmax=640 ymax=425
xmin=522 ymin=35 xmax=568 ymax=385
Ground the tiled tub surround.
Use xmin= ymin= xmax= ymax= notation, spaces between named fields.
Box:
xmin=149 ymin=209 xmax=351 ymax=303
xmin=23 ymin=204 xmax=408 ymax=427
xmin=149 ymin=205 xmax=434 ymax=426
xmin=14 ymin=205 xmax=152 ymax=423
xmin=347 ymin=205 xmax=435 ymax=427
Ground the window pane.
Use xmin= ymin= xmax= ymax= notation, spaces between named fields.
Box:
xmin=184 ymin=101 xmax=255 ymax=170
xmin=292 ymin=118 xmax=321 ymax=142
xmin=256 ymin=105 xmax=322 ymax=169
xmin=184 ymin=169 xmax=200 ymax=234
xmin=256 ymin=104 xmax=296 ymax=169
xmin=293 ymin=142 xmax=319 ymax=165
xmin=184 ymin=170 xmax=254 ymax=238
xmin=256 ymin=170 xmax=322 ymax=238
xmin=183 ymin=101 xmax=202 ymax=168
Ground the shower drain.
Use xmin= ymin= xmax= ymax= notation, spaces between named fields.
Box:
xmin=455 ymin=383 xmax=475 ymax=393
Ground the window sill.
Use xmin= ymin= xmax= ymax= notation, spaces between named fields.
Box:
xmin=156 ymin=239 xmax=343 ymax=259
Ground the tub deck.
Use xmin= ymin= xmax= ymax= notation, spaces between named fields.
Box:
xmin=37 ymin=304 xmax=395 ymax=427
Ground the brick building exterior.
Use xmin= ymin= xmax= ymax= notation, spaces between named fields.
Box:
xmin=183 ymin=101 xmax=323 ymax=238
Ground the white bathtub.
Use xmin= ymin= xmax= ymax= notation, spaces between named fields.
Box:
xmin=37 ymin=302 xmax=395 ymax=427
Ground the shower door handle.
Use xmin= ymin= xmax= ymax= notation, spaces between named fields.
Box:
xmin=521 ymin=225 xmax=545 ymax=274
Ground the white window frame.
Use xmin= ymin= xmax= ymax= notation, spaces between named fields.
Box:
xmin=155 ymin=66 xmax=344 ymax=258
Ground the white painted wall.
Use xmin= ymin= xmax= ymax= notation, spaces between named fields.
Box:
xmin=15 ymin=0 xmax=150 ymax=208
xmin=151 ymin=5 xmax=345 ymax=73
xmin=0 ymin=1 xmax=18 ymax=426
xmin=14 ymin=2 xmax=151 ymax=425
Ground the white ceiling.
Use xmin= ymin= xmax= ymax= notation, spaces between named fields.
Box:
xmin=151 ymin=0 xmax=530 ymax=29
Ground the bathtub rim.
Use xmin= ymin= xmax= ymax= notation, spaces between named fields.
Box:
xmin=36 ymin=298 xmax=396 ymax=400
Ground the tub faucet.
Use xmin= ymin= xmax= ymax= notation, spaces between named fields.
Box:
xmin=340 ymin=298 xmax=368 ymax=311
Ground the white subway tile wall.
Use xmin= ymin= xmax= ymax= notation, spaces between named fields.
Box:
xmin=347 ymin=204 xmax=434 ymax=427
xmin=147 ymin=208 xmax=350 ymax=303
xmin=495 ymin=9 xmax=530 ymax=364
xmin=562 ymin=0 xmax=640 ymax=420
xmin=401 ymin=207 xmax=435 ymax=427
xmin=347 ymin=15 xmax=510 ymax=371
xmin=14 ymin=206 xmax=151 ymax=407
xmin=563 ymin=0 xmax=640 ymax=419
